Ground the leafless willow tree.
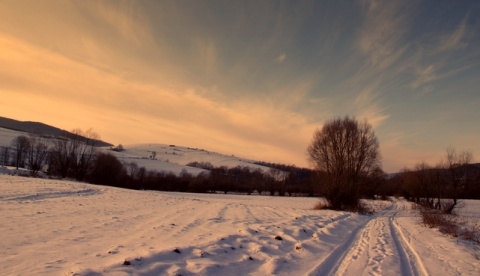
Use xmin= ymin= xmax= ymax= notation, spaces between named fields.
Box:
xmin=307 ymin=116 xmax=381 ymax=210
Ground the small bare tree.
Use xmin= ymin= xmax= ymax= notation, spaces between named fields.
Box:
xmin=11 ymin=135 xmax=30 ymax=169
xmin=26 ymin=134 xmax=50 ymax=175
xmin=70 ymin=128 xmax=99 ymax=181
xmin=440 ymin=148 xmax=473 ymax=214
xmin=49 ymin=138 xmax=72 ymax=178
xmin=307 ymin=116 xmax=381 ymax=210
xmin=125 ymin=161 xmax=139 ymax=179
xmin=49 ymin=128 xmax=99 ymax=179
xmin=0 ymin=146 xmax=10 ymax=166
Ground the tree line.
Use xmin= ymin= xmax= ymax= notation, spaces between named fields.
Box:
xmin=0 ymin=130 xmax=319 ymax=196
xmin=2 ymin=118 xmax=479 ymax=212
xmin=306 ymin=116 xmax=480 ymax=212
xmin=380 ymin=149 xmax=480 ymax=213
xmin=2 ymin=129 xmax=100 ymax=179
xmin=88 ymin=160 xmax=320 ymax=196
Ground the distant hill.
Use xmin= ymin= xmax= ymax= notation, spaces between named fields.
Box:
xmin=107 ymin=143 xmax=276 ymax=176
xmin=0 ymin=116 xmax=112 ymax=147
xmin=0 ymin=117 xmax=294 ymax=176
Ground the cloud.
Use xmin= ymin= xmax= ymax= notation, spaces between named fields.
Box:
xmin=437 ymin=14 xmax=470 ymax=53
xmin=407 ymin=12 xmax=477 ymax=94
xmin=411 ymin=62 xmax=474 ymax=93
xmin=2 ymin=0 xmax=478 ymax=172
xmin=0 ymin=31 xmax=316 ymax=167
xmin=275 ymin=53 xmax=286 ymax=64
xmin=357 ymin=0 xmax=415 ymax=70
xmin=411 ymin=64 xmax=437 ymax=90
xmin=80 ymin=1 xmax=155 ymax=47
xmin=353 ymin=86 xmax=389 ymax=128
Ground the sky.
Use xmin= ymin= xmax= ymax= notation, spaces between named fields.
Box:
xmin=0 ymin=0 xmax=479 ymax=172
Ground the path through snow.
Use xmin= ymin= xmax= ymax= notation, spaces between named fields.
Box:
xmin=309 ymin=200 xmax=429 ymax=276
xmin=308 ymin=199 xmax=479 ymax=276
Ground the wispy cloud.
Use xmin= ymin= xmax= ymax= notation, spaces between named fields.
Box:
xmin=437 ymin=14 xmax=470 ymax=53
xmin=353 ymin=86 xmax=389 ymax=128
xmin=1 ymin=0 xmax=479 ymax=171
xmin=191 ymin=37 xmax=218 ymax=76
xmin=411 ymin=64 xmax=437 ymax=90
xmin=80 ymin=1 xmax=155 ymax=47
xmin=274 ymin=53 xmax=286 ymax=64
xmin=0 ymin=31 xmax=315 ymax=166
xmin=411 ymin=62 xmax=474 ymax=94
xmin=357 ymin=0 xmax=415 ymax=70
xmin=408 ymin=13 xmax=477 ymax=94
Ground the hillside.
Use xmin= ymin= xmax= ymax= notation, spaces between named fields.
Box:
xmin=106 ymin=144 xmax=274 ymax=176
xmin=0 ymin=116 xmax=112 ymax=147
xmin=0 ymin=126 xmax=275 ymax=176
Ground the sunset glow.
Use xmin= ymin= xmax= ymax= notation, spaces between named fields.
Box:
xmin=1 ymin=0 xmax=479 ymax=172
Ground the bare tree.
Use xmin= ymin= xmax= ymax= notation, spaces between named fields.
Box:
xmin=266 ymin=168 xmax=288 ymax=196
xmin=307 ymin=116 xmax=381 ymax=210
xmin=125 ymin=161 xmax=139 ymax=179
xmin=136 ymin=166 xmax=147 ymax=189
xmin=88 ymin=152 xmax=125 ymax=186
xmin=26 ymin=134 xmax=50 ymax=175
xmin=111 ymin=144 xmax=124 ymax=152
xmin=0 ymin=146 xmax=10 ymax=166
xmin=440 ymin=148 xmax=473 ymax=213
xmin=407 ymin=162 xmax=437 ymax=208
xmin=49 ymin=128 xmax=99 ymax=179
xmin=150 ymin=151 xmax=157 ymax=160
xmin=70 ymin=128 xmax=99 ymax=181
xmin=11 ymin=135 xmax=30 ymax=169
xmin=49 ymin=138 xmax=72 ymax=178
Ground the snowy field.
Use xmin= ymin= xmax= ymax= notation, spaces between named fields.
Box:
xmin=1 ymin=175 xmax=479 ymax=275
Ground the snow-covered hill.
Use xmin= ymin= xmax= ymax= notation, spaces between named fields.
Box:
xmin=0 ymin=127 xmax=275 ymax=176
xmin=0 ymin=127 xmax=29 ymax=147
xmin=106 ymin=143 xmax=273 ymax=176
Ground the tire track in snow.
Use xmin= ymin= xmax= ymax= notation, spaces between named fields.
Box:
xmin=307 ymin=215 xmax=372 ymax=276
xmin=308 ymin=201 xmax=430 ymax=276
xmin=389 ymin=208 xmax=429 ymax=276
xmin=335 ymin=218 xmax=374 ymax=275
xmin=393 ymin=210 xmax=465 ymax=275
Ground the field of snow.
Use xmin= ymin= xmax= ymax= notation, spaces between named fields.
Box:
xmin=1 ymin=175 xmax=479 ymax=275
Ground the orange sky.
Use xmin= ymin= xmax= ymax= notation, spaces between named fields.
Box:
xmin=1 ymin=1 xmax=479 ymax=172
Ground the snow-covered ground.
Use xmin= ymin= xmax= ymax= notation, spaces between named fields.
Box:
xmin=1 ymin=175 xmax=479 ymax=275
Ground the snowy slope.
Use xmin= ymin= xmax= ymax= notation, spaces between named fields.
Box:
xmin=0 ymin=127 xmax=29 ymax=147
xmin=1 ymin=175 xmax=479 ymax=275
xmin=106 ymin=144 xmax=273 ymax=176
xmin=0 ymin=127 xmax=274 ymax=175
